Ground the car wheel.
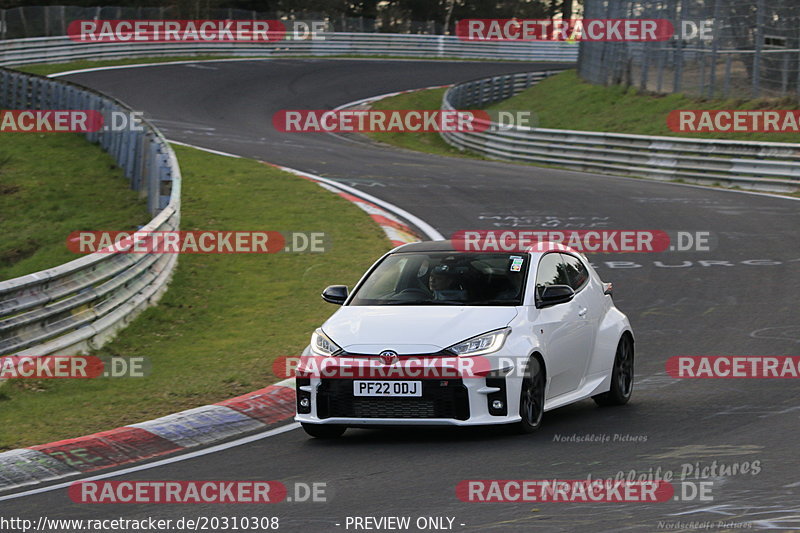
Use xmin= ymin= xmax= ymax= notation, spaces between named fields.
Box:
xmin=301 ymin=423 xmax=346 ymax=438
xmin=593 ymin=334 xmax=634 ymax=406
xmin=516 ymin=356 xmax=545 ymax=433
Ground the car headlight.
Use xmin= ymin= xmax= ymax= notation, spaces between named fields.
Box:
xmin=448 ymin=328 xmax=510 ymax=356
xmin=310 ymin=328 xmax=341 ymax=357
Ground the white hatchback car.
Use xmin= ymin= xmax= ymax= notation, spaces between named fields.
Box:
xmin=295 ymin=240 xmax=634 ymax=438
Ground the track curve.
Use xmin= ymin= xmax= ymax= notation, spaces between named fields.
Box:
xmin=6 ymin=59 xmax=799 ymax=531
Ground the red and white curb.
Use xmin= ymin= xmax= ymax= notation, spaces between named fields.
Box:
xmin=297 ymin=167 xmax=443 ymax=241
xmin=264 ymin=163 xmax=428 ymax=246
xmin=0 ymin=379 xmax=296 ymax=492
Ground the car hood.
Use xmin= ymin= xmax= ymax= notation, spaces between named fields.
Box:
xmin=321 ymin=306 xmax=519 ymax=355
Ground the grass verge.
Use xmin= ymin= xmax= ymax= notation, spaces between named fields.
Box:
xmin=0 ymin=144 xmax=390 ymax=450
xmin=365 ymin=70 xmax=800 ymax=149
xmin=0 ymin=133 xmax=149 ymax=280
xmin=486 ymin=70 xmax=800 ymax=142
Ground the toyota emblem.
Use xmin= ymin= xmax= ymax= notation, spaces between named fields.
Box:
xmin=379 ymin=350 xmax=399 ymax=365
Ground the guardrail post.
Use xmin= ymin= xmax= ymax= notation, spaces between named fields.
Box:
xmin=17 ymin=75 xmax=28 ymax=108
xmin=158 ymin=154 xmax=173 ymax=211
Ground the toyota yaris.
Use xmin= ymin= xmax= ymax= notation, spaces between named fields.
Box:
xmin=295 ymin=240 xmax=634 ymax=438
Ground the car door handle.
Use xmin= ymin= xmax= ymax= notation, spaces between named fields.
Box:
xmin=578 ymin=307 xmax=588 ymax=318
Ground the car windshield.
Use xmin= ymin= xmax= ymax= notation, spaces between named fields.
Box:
xmin=349 ymin=252 xmax=529 ymax=306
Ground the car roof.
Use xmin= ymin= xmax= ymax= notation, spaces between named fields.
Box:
xmin=392 ymin=240 xmax=460 ymax=253
xmin=392 ymin=239 xmax=581 ymax=256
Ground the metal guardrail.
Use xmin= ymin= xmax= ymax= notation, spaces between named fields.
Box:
xmin=0 ymin=33 xmax=578 ymax=67
xmin=441 ymin=71 xmax=800 ymax=192
xmin=0 ymin=68 xmax=181 ymax=357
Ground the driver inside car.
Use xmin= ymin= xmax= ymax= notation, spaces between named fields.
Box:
xmin=428 ymin=265 xmax=467 ymax=301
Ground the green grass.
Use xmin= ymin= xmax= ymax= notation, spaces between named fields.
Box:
xmin=0 ymin=133 xmax=149 ymax=280
xmin=486 ymin=70 xmax=800 ymax=142
xmin=0 ymin=145 xmax=390 ymax=450
xmin=361 ymin=70 xmax=800 ymax=159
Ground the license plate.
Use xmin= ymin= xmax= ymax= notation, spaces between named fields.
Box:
xmin=353 ymin=380 xmax=422 ymax=397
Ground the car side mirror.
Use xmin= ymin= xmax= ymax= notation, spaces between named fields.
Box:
xmin=536 ymin=284 xmax=575 ymax=308
xmin=321 ymin=285 xmax=348 ymax=305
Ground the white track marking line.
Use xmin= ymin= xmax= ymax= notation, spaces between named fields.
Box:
xmin=0 ymin=423 xmax=300 ymax=502
xmin=169 ymin=139 xmax=242 ymax=158
xmin=48 ymin=57 xmax=269 ymax=77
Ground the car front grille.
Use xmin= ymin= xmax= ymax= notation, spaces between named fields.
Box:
xmin=316 ymin=379 xmax=469 ymax=420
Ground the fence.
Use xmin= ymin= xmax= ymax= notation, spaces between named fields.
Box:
xmin=441 ymin=71 xmax=800 ymax=192
xmin=579 ymin=0 xmax=800 ymax=101
xmin=0 ymin=69 xmax=181 ymax=357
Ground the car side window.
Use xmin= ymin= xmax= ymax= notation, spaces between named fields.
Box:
xmin=535 ymin=253 xmax=570 ymax=297
xmin=561 ymin=253 xmax=590 ymax=291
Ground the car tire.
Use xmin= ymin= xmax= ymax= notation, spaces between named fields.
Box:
xmin=301 ymin=423 xmax=346 ymax=438
xmin=516 ymin=356 xmax=545 ymax=433
xmin=593 ymin=334 xmax=634 ymax=407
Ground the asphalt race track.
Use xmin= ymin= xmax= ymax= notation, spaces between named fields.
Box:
xmin=5 ymin=59 xmax=800 ymax=531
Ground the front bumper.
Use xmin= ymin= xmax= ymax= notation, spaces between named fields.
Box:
xmin=294 ymin=353 xmax=525 ymax=427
